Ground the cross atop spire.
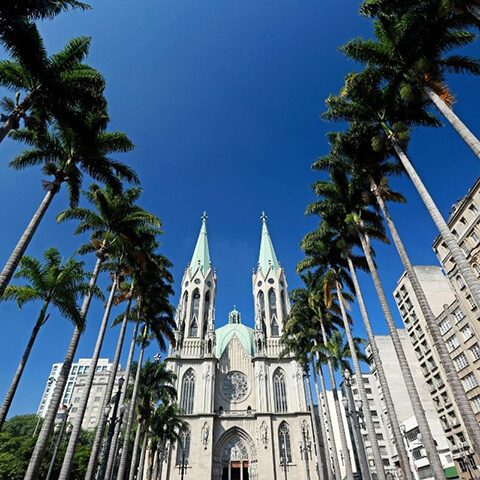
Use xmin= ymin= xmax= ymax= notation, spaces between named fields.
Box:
xmin=258 ymin=211 xmax=279 ymax=275
xmin=189 ymin=211 xmax=211 ymax=274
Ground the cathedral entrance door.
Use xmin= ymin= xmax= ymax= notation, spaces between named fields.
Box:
xmin=221 ymin=436 xmax=250 ymax=480
xmin=222 ymin=460 xmax=249 ymax=480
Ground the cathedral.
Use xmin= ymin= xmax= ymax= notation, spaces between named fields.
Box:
xmin=161 ymin=213 xmax=323 ymax=480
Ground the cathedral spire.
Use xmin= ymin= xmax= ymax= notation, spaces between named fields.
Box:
xmin=190 ymin=212 xmax=211 ymax=274
xmin=258 ymin=212 xmax=279 ymax=275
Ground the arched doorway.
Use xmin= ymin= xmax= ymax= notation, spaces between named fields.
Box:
xmin=221 ymin=435 xmax=249 ymax=480
xmin=213 ymin=428 xmax=258 ymax=480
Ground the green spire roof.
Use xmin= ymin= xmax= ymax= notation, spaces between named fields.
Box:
xmin=189 ymin=212 xmax=211 ymax=274
xmin=258 ymin=212 xmax=279 ymax=274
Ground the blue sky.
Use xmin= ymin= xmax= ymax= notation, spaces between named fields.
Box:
xmin=0 ymin=0 xmax=479 ymax=417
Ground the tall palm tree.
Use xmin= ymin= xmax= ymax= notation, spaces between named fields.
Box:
xmin=146 ymin=403 xmax=187 ymax=480
xmin=117 ymin=261 xmax=176 ymax=480
xmin=0 ymin=35 xmax=104 ymax=145
xmin=0 ymin=111 xmax=135 ymax=299
xmin=0 ymin=247 xmax=93 ymax=428
xmin=324 ymin=68 xmax=480 ymax=335
xmin=325 ymin=81 xmax=480 ymax=458
xmin=282 ymin=280 xmax=341 ymax=479
xmin=347 ymin=0 xmax=480 ymax=159
xmin=57 ymin=185 xmax=162 ymax=479
xmin=128 ymin=359 xmax=177 ymax=480
xmin=303 ymin=166 xmax=415 ymax=480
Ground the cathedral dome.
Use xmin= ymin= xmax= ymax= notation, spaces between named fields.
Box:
xmin=215 ymin=308 xmax=254 ymax=357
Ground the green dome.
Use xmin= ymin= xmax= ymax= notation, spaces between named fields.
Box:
xmin=215 ymin=323 xmax=254 ymax=358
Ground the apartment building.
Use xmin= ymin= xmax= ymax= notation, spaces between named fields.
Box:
xmin=366 ymin=332 xmax=456 ymax=480
xmin=37 ymin=358 xmax=123 ymax=430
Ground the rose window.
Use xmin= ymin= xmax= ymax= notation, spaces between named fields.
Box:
xmin=222 ymin=371 xmax=249 ymax=402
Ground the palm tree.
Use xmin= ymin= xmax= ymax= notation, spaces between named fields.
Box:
xmin=0 ymin=248 xmax=92 ymax=428
xmin=0 ymin=110 xmax=135 ymax=298
xmin=128 ymin=359 xmax=177 ymax=480
xmin=57 ymin=186 xmax=162 ymax=479
xmin=146 ymin=403 xmax=187 ymax=480
xmin=303 ymin=166 xmax=415 ymax=480
xmin=324 ymin=68 xmax=480 ymax=337
xmin=347 ymin=0 xmax=480 ymax=159
xmin=0 ymin=35 xmax=104 ymax=145
xmin=117 ymin=262 xmax=175 ymax=480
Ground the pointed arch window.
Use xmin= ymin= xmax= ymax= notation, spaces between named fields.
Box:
xmin=273 ymin=368 xmax=288 ymax=412
xmin=271 ymin=317 xmax=280 ymax=337
xmin=204 ymin=291 xmax=211 ymax=324
xmin=279 ymin=422 xmax=292 ymax=463
xmin=176 ymin=427 xmax=191 ymax=465
xmin=268 ymin=288 xmax=277 ymax=318
xmin=191 ymin=289 xmax=201 ymax=318
xmin=258 ymin=291 xmax=266 ymax=320
xmin=180 ymin=369 xmax=195 ymax=414
xmin=189 ymin=318 xmax=198 ymax=337
xmin=280 ymin=290 xmax=288 ymax=320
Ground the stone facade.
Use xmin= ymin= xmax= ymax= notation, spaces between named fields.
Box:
xmin=159 ymin=214 xmax=321 ymax=480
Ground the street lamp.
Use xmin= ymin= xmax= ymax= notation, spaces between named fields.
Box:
xmin=179 ymin=430 xmax=189 ymax=480
xmin=45 ymin=404 xmax=71 ymax=480
xmin=299 ymin=424 xmax=313 ymax=480
xmin=157 ymin=425 xmax=169 ymax=479
xmin=280 ymin=430 xmax=288 ymax=480
xmin=343 ymin=369 xmax=371 ymax=480
xmin=97 ymin=377 xmax=126 ymax=480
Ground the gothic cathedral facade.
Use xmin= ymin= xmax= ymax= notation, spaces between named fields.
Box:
xmin=160 ymin=214 xmax=321 ymax=480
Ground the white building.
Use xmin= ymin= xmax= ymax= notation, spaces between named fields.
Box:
xmin=37 ymin=358 xmax=120 ymax=430
xmin=160 ymin=213 xmax=321 ymax=480
xmin=367 ymin=333 xmax=457 ymax=479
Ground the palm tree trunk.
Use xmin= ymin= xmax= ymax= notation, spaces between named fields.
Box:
xmin=347 ymin=256 xmax=414 ymax=480
xmin=305 ymin=364 xmax=325 ymax=480
xmin=58 ymin=275 xmax=118 ymax=479
xmin=393 ymin=143 xmax=480 ymax=309
xmin=118 ymin=340 xmax=146 ymax=480
xmin=24 ymin=256 xmax=102 ymax=480
xmin=424 ymin=87 xmax=480 ymax=160
xmin=0 ymin=185 xmax=59 ymax=297
xmin=0 ymin=95 xmax=32 ymax=144
xmin=320 ymin=320 xmax=354 ymax=480
xmin=372 ymin=179 xmax=480 ymax=458
xmin=105 ymin=320 xmax=139 ymax=480
xmin=0 ymin=303 xmax=49 ymax=428
xmin=335 ymin=282 xmax=383 ymax=480
xmin=137 ymin=430 xmax=149 ymax=480
xmin=311 ymin=357 xmax=333 ymax=480
xmin=358 ymin=232 xmax=446 ymax=479
xmin=315 ymin=353 xmax=341 ymax=480
xmin=129 ymin=421 xmax=144 ymax=480
xmin=85 ymin=293 xmax=134 ymax=480
xmin=147 ymin=441 xmax=156 ymax=480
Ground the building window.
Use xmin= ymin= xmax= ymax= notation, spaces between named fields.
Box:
xmin=439 ymin=319 xmax=452 ymax=335
xmin=454 ymin=353 xmax=469 ymax=371
xmin=280 ymin=290 xmax=288 ymax=320
xmin=467 ymin=296 xmax=477 ymax=310
xmin=271 ymin=317 xmax=279 ymax=337
xmin=461 ymin=325 xmax=474 ymax=341
xmin=474 ymin=264 xmax=480 ymax=276
xmin=469 ymin=204 xmax=478 ymax=214
xmin=191 ymin=289 xmax=200 ymax=322
xmin=273 ymin=368 xmax=288 ymax=412
xmin=470 ymin=344 xmax=480 ymax=361
xmin=446 ymin=335 xmax=460 ymax=352
xmin=457 ymin=275 xmax=466 ymax=289
xmin=278 ymin=422 xmax=292 ymax=463
xmin=176 ymin=428 xmax=191 ymax=466
xmin=462 ymin=373 xmax=478 ymax=392
xmin=418 ymin=465 xmax=434 ymax=480
xmin=180 ymin=369 xmax=195 ymax=414
xmin=203 ymin=291 xmax=211 ymax=330
xmin=453 ymin=307 xmax=465 ymax=323
xmin=188 ymin=317 xmax=198 ymax=337
xmin=258 ymin=291 xmax=265 ymax=320
xmin=471 ymin=395 xmax=480 ymax=413
xmin=268 ymin=288 xmax=277 ymax=319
